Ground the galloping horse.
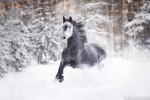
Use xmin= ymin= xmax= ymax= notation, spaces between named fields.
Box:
xmin=55 ymin=16 xmax=106 ymax=82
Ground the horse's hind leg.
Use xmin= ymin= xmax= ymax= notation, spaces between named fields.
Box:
xmin=55 ymin=61 xmax=66 ymax=82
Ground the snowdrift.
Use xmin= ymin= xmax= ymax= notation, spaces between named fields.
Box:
xmin=0 ymin=56 xmax=150 ymax=100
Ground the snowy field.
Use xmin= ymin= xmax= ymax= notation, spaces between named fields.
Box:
xmin=0 ymin=57 xmax=150 ymax=100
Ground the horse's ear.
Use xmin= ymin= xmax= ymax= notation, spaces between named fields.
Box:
xmin=63 ymin=16 xmax=66 ymax=23
xmin=69 ymin=16 xmax=72 ymax=22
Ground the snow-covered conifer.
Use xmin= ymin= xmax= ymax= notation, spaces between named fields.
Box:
xmin=125 ymin=1 xmax=150 ymax=49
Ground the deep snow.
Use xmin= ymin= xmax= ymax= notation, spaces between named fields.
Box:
xmin=0 ymin=57 xmax=150 ymax=100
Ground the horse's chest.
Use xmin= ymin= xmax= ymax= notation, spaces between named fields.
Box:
xmin=65 ymin=50 xmax=77 ymax=60
xmin=62 ymin=48 xmax=79 ymax=67
xmin=62 ymin=49 xmax=73 ymax=58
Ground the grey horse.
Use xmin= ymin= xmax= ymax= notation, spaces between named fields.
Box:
xmin=55 ymin=16 xmax=106 ymax=82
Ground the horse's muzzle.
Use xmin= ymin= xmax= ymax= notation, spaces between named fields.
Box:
xmin=61 ymin=36 xmax=66 ymax=40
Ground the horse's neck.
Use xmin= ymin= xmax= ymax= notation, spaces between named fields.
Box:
xmin=67 ymin=27 xmax=83 ymax=50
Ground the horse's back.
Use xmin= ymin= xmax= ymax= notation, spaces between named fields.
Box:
xmin=80 ymin=44 xmax=106 ymax=66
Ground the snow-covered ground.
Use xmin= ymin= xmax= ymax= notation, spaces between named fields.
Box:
xmin=0 ymin=57 xmax=150 ymax=100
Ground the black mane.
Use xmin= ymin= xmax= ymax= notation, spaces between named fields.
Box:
xmin=72 ymin=21 xmax=87 ymax=43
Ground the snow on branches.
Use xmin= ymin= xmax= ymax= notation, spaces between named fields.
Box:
xmin=125 ymin=1 xmax=150 ymax=49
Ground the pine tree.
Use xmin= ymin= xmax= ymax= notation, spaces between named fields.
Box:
xmin=26 ymin=1 xmax=61 ymax=64
xmin=0 ymin=25 xmax=11 ymax=76
xmin=3 ymin=7 xmax=32 ymax=71
xmin=125 ymin=1 xmax=150 ymax=49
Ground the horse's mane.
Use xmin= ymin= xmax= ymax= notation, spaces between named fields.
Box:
xmin=72 ymin=21 xmax=87 ymax=43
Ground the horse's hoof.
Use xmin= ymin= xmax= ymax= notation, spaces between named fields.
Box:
xmin=59 ymin=77 xmax=64 ymax=82
xmin=55 ymin=76 xmax=64 ymax=83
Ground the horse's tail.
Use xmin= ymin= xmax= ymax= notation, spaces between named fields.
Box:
xmin=95 ymin=45 xmax=106 ymax=62
xmin=100 ymin=48 xmax=106 ymax=60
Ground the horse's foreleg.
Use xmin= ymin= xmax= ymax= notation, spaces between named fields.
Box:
xmin=55 ymin=61 xmax=66 ymax=82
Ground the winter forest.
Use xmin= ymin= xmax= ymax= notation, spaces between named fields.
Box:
xmin=0 ymin=0 xmax=150 ymax=100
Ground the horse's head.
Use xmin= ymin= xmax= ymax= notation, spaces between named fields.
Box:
xmin=61 ymin=16 xmax=73 ymax=40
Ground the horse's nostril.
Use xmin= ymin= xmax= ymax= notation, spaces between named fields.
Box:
xmin=61 ymin=36 xmax=66 ymax=40
xmin=63 ymin=36 xmax=66 ymax=39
